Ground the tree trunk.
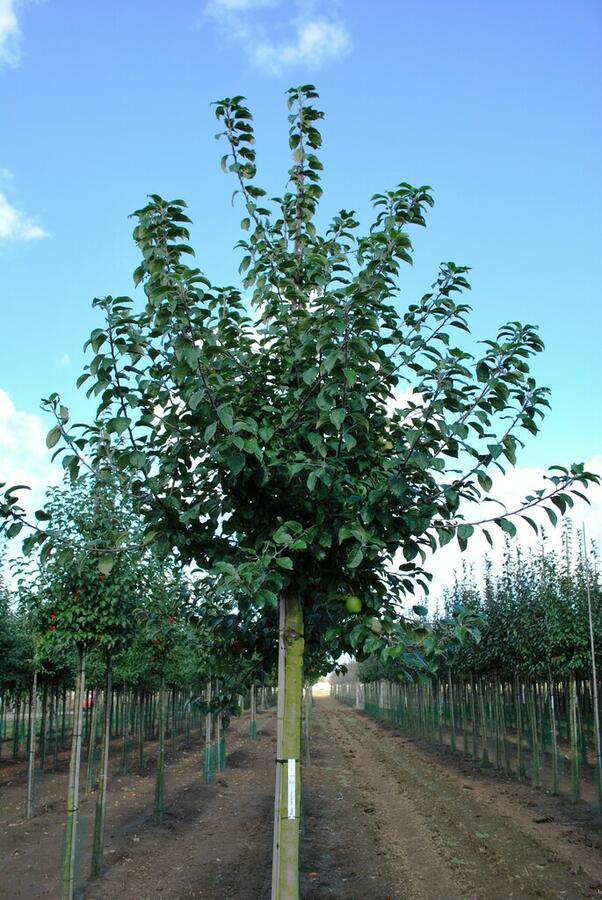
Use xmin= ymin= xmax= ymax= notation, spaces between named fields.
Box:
xmin=569 ymin=671 xmax=580 ymax=801
xmin=91 ymin=661 xmax=112 ymax=876
xmin=272 ymin=592 xmax=304 ymax=900
xmin=137 ymin=691 xmax=144 ymax=771
xmin=61 ymin=648 xmax=86 ymax=900
xmin=86 ymin=693 xmax=99 ymax=793
xmin=121 ymin=685 xmax=129 ymax=774
xmin=448 ymin=671 xmax=456 ymax=752
xmin=61 ymin=685 xmax=67 ymax=748
xmin=203 ymin=679 xmax=214 ymax=783
xmin=26 ymin=670 xmax=38 ymax=819
xmin=250 ymin=684 xmax=257 ymax=739
xmin=583 ymin=527 xmax=602 ymax=812
xmin=39 ymin=684 xmax=48 ymax=772
xmin=154 ymin=677 xmax=166 ymax=825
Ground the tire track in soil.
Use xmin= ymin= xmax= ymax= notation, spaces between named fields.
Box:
xmin=323 ymin=699 xmax=602 ymax=900
xmin=303 ymin=699 xmax=461 ymax=900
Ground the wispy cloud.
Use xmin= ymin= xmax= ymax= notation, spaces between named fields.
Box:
xmin=0 ymin=191 xmax=48 ymax=240
xmin=57 ymin=352 xmax=71 ymax=368
xmin=205 ymin=0 xmax=351 ymax=76
xmin=0 ymin=0 xmax=21 ymax=67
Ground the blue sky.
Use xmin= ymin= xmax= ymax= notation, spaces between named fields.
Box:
xmin=1 ymin=0 xmax=601 ymax=584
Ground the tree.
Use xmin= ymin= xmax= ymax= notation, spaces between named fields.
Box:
xmin=0 ymin=85 xmax=597 ymax=899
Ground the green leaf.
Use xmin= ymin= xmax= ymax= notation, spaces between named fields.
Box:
xmin=323 ymin=350 xmax=340 ymax=373
xmin=329 ymin=408 xmax=346 ymax=429
xmin=302 ymin=366 xmax=318 ymax=385
xmin=130 ymin=450 xmax=147 ymax=469
xmin=343 ymin=367 xmax=357 ymax=387
xmin=276 ymin=556 xmax=293 ymax=570
xmin=457 ymin=524 xmax=474 ymax=541
xmin=521 ymin=515 xmax=539 ymax=534
xmin=437 ymin=528 xmax=455 ymax=548
xmin=496 ymin=517 xmax=517 ymax=537
xmin=108 ymin=417 xmax=131 ymax=435
xmin=98 ymin=555 xmax=115 ymax=576
xmin=204 ymin=422 xmax=218 ymax=442
xmin=477 ymin=471 xmax=492 ymax=492
xmin=217 ymin=405 xmax=233 ymax=431
xmin=46 ymin=426 xmax=62 ymax=449
xmin=347 ymin=546 xmax=364 ymax=569
xmin=412 ymin=604 xmax=428 ymax=617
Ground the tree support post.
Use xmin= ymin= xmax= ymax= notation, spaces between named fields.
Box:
xmin=91 ymin=660 xmax=112 ymax=876
xmin=272 ymin=592 xmax=304 ymax=900
xmin=26 ymin=669 xmax=38 ymax=819
xmin=61 ymin=648 xmax=86 ymax=900
xmin=250 ymin=684 xmax=257 ymax=739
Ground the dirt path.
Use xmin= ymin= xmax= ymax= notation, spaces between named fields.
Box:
xmin=313 ymin=699 xmax=602 ymax=900
xmin=1 ymin=697 xmax=602 ymax=899
xmin=0 ymin=711 xmax=276 ymax=899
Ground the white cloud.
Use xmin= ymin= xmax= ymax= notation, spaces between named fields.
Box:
xmin=0 ymin=0 xmax=20 ymax=67
xmin=0 ymin=388 xmax=61 ymax=523
xmin=0 ymin=191 xmax=48 ymax=240
xmin=57 ymin=352 xmax=71 ymax=368
xmin=209 ymin=0 xmax=277 ymax=10
xmin=205 ymin=0 xmax=351 ymax=75
xmin=252 ymin=18 xmax=350 ymax=75
xmin=0 ymin=167 xmax=14 ymax=181
xmin=413 ymin=456 xmax=602 ymax=612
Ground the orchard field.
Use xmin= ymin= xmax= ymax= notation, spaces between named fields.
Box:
xmin=1 ymin=82 xmax=601 ymax=900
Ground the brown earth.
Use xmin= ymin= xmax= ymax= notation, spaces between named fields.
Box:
xmin=1 ymin=698 xmax=601 ymax=899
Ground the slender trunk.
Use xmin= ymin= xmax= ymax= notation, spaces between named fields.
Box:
xmin=138 ymin=691 xmax=144 ymax=771
xmin=217 ymin=706 xmax=225 ymax=771
xmin=527 ymin=681 xmax=541 ymax=787
xmin=154 ymin=677 xmax=166 ymax=825
xmin=548 ymin=672 xmax=560 ymax=794
xmin=0 ymin=689 xmax=4 ymax=760
xmin=49 ymin=686 xmax=57 ymax=770
xmin=91 ymin=661 xmax=112 ymax=876
xmin=272 ymin=592 xmax=304 ymax=900
xmin=39 ymin=684 xmax=48 ymax=772
xmin=61 ymin=648 xmax=86 ymax=900
xmin=569 ymin=671 xmax=580 ymax=801
xmin=61 ymin=686 xmax=67 ymax=748
xmin=478 ymin=679 xmax=489 ymax=766
xmin=26 ymin=670 xmax=38 ymax=819
xmin=12 ymin=698 xmax=20 ymax=759
xmin=203 ymin=679 xmax=214 ymax=783
xmin=250 ymin=684 xmax=257 ymax=739
xmin=85 ymin=694 xmax=99 ymax=793
xmin=448 ymin=671 xmax=456 ymax=752
xmin=515 ymin=676 xmax=525 ymax=778
xmin=171 ymin=687 xmax=176 ymax=756
xmin=121 ymin=686 xmax=129 ymax=774
xmin=583 ymin=526 xmax=602 ymax=812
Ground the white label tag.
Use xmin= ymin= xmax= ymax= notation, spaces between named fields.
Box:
xmin=287 ymin=758 xmax=296 ymax=820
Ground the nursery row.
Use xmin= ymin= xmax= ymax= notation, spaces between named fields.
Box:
xmin=333 ymin=674 xmax=602 ymax=811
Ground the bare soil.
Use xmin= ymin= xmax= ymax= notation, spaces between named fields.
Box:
xmin=1 ymin=698 xmax=601 ymax=899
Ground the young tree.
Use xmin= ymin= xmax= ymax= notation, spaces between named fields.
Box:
xmin=0 ymin=86 xmax=597 ymax=898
